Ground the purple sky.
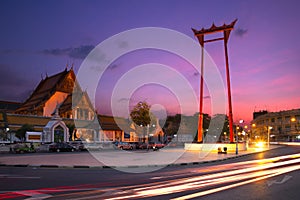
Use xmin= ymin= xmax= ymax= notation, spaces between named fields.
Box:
xmin=1 ymin=0 xmax=300 ymax=123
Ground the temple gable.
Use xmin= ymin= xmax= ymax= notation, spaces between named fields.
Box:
xmin=43 ymin=91 xmax=69 ymax=117
xmin=15 ymin=68 xmax=93 ymax=120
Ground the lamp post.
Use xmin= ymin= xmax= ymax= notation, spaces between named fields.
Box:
xmin=6 ymin=127 xmax=11 ymax=152
xmin=291 ymin=117 xmax=299 ymax=136
xmin=147 ymin=124 xmax=150 ymax=143
xmin=236 ymin=126 xmax=239 ymax=155
xmin=267 ymin=126 xmax=272 ymax=149
xmin=140 ymin=125 xmax=145 ymax=143
xmin=6 ymin=128 xmax=10 ymax=143
xmin=236 ymin=120 xmax=244 ymax=155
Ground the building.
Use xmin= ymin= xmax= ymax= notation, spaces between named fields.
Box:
xmin=15 ymin=67 xmax=94 ymax=120
xmin=253 ymin=110 xmax=268 ymax=120
xmin=0 ymin=68 xmax=115 ymax=143
xmin=251 ymin=109 xmax=300 ymax=142
xmin=0 ymin=68 xmax=165 ymax=144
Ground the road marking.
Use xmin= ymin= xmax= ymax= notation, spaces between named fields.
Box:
xmin=0 ymin=174 xmax=40 ymax=179
xmin=267 ymin=175 xmax=292 ymax=186
xmin=15 ymin=191 xmax=52 ymax=200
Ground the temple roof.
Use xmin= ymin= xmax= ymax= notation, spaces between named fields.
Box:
xmin=98 ymin=115 xmax=133 ymax=132
xmin=15 ymin=68 xmax=77 ymax=114
xmin=58 ymin=90 xmax=94 ymax=116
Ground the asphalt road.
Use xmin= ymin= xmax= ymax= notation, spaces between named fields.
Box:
xmin=0 ymin=145 xmax=299 ymax=199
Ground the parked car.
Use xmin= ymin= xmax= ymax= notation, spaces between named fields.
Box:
xmin=136 ymin=142 xmax=148 ymax=149
xmin=148 ymin=142 xmax=166 ymax=150
xmin=13 ymin=143 xmax=36 ymax=154
xmin=68 ymin=141 xmax=87 ymax=151
xmin=117 ymin=142 xmax=134 ymax=150
xmin=84 ymin=143 xmax=102 ymax=151
xmin=49 ymin=142 xmax=76 ymax=152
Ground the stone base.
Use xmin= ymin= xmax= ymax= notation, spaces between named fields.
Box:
xmin=184 ymin=142 xmax=248 ymax=152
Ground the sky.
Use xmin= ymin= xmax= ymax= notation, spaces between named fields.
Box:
xmin=0 ymin=0 xmax=300 ymax=123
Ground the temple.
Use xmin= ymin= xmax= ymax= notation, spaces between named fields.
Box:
xmin=15 ymin=68 xmax=94 ymax=120
xmin=0 ymin=68 xmax=165 ymax=144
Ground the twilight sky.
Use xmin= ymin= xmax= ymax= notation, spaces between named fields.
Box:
xmin=1 ymin=0 xmax=300 ymax=123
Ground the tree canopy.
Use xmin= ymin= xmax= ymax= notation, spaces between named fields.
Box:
xmin=130 ymin=101 xmax=152 ymax=127
xmin=16 ymin=124 xmax=34 ymax=141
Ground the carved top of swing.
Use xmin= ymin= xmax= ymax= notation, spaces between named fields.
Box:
xmin=192 ymin=19 xmax=237 ymax=36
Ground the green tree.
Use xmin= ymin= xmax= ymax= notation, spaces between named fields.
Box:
xmin=16 ymin=124 xmax=34 ymax=141
xmin=130 ymin=101 xmax=157 ymax=142
xmin=162 ymin=114 xmax=181 ymax=138
xmin=130 ymin=101 xmax=152 ymax=127
xmin=0 ymin=129 xmax=8 ymax=141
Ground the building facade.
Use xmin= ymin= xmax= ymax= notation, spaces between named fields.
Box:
xmin=251 ymin=109 xmax=300 ymax=142
xmin=0 ymin=68 xmax=166 ymax=144
xmin=0 ymin=68 xmax=100 ymax=143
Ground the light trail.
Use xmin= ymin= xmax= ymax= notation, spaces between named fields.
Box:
xmin=105 ymin=153 xmax=300 ymax=200
xmin=1 ymin=153 xmax=300 ymax=199
xmin=172 ymin=165 xmax=300 ymax=200
xmin=151 ymin=153 xmax=300 ymax=180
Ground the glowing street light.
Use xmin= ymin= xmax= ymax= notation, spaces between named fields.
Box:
xmin=268 ymin=126 xmax=273 ymax=149
xmin=236 ymin=119 xmax=244 ymax=155
xmin=291 ymin=117 xmax=296 ymax=122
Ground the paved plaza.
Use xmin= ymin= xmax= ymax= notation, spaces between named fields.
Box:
xmin=0 ymin=145 xmax=278 ymax=168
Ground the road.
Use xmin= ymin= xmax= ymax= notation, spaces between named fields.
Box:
xmin=0 ymin=146 xmax=299 ymax=199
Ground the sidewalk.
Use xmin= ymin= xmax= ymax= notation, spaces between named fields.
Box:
xmin=0 ymin=145 xmax=279 ymax=169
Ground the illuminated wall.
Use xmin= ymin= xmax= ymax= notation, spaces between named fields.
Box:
xmin=43 ymin=91 xmax=68 ymax=117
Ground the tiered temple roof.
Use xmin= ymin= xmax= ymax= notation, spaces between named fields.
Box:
xmin=15 ymin=68 xmax=78 ymax=116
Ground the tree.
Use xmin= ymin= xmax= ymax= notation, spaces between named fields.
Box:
xmin=207 ymin=114 xmax=229 ymax=142
xmin=0 ymin=129 xmax=8 ymax=141
xmin=16 ymin=124 xmax=34 ymax=141
xmin=130 ymin=101 xmax=152 ymax=127
xmin=163 ymin=115 xmax=181 ymax=137
xmin=130 ymin=101 xmax=156 ymax=142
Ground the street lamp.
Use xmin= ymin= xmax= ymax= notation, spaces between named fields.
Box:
xmin=268 ymin=126 xmax=273 ymax=149
xmin=6 ymin=128 xmax=10 ymax=143
xmin=147 ymin=124 xmax=150 ymax=143
xmin=140 ymin=124 xmax=145 ymax=143
xmin=291 ymin=117 xmax=299 ymax=134
xmin=236 ymin=120 xmax=244 ymax=155
xmin=291 ymin=117 xmax=296 ymax=122
xmin=236 ymin=126 xmax=239 ymax=155
xmin=223 ymin=132 xmax=227 ymax=142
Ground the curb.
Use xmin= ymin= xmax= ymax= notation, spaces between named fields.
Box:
xmin=0 ymin=146 xmax=283 ymax=169
xmin=0 ymin=151 xmax=254 ymax=169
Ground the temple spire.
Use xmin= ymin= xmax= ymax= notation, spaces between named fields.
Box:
xmin=53 ymin=103 xmax=61 ymax=120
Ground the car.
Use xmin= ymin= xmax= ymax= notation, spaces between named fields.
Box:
xmin=136 ymin=142 xmax=148 ymax=149
xmin=117 ymin=142 xmax=134 ymax=150
xmin=148 ymin=142 xmax=166 ymax=150
xmin=49 ymin=142 xmax=76 ymax=152
xmin=84 ymin=143 xmax=102 ymax=151
xmin=68 ymin=141 xmax=87 ymax=151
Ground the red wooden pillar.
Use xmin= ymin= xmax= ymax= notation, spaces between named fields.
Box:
xmin=224 ymin=30 xmax=234 ymax=143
